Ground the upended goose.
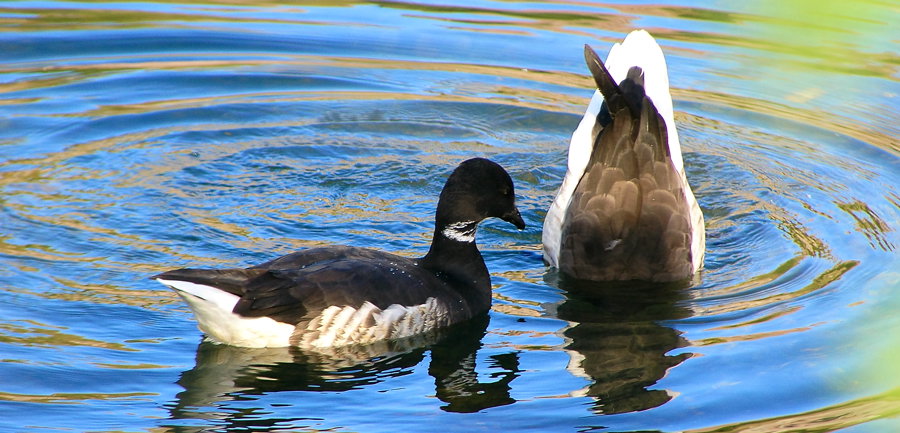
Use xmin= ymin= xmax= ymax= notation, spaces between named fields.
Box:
xmin=543 ymin=30 xmax=705 ymax=282
xmin=154 ymin=158 xmax=525 ymax=348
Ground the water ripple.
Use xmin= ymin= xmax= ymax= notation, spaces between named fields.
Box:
xmin=0 ymin=1 xmax=898 ymax=432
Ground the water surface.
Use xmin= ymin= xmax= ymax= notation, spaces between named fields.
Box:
xmin=1 ymin=1 xmax=898 ymax=432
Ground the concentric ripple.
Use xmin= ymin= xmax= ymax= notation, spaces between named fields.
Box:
xmin=0 ymin=1 xmax=897 ymax=432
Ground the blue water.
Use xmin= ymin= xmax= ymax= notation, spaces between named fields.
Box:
xmin=1 ymin=1 xmax=898 ymax=432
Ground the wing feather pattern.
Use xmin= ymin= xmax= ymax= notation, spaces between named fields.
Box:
xmin=156 ymin=247 xmax=469 ymax=326
xmin=557 ymin=46 xmax=694 ymax=282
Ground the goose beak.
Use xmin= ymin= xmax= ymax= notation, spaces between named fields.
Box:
xmin=502 ymin=208 xmax=526 ymax=230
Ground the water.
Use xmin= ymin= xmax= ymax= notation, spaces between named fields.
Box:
xmin=1 ymin=1 xmax=898 ymax=432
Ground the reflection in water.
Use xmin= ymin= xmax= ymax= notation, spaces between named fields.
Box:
xmin=687 ymin=386 xmax=900 ymax=433
xmin=547 ymin=274 xmax=692 ymax=414
xmin=169 ymin=315 xmax=518 ymax=428
xmin=836 ymin=199 xmax=895 ymax=252
xmin=428 ymin=318 xmax=520 ymax=413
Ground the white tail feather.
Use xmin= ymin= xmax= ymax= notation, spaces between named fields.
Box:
xmin=606 ymin=29 xmax=682 ymax=173
xmin=156 ymin=278 xmax=240 ymax=312
xmin=156 ymin=278 xmax=295 ymax=348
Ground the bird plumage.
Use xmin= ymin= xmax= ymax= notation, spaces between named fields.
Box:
xmin=155 ymin=158 xmax=525 ymax=348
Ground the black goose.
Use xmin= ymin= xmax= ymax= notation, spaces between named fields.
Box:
xmin=542 ymin=30 xmax=705 ymax=282
xmin=153 ymin=158 xmax=525 ymax=348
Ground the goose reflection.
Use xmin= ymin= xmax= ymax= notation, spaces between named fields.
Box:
xmin=547 ymin=273 xmax=693 ymax=414
xmin=169 ymin=314 xmax=519 ymax=427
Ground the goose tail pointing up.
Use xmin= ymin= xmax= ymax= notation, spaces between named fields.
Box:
xmin=543 ymin=30 xmax=705 ymax=281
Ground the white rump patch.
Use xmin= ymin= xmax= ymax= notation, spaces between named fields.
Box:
xmin=156 ymin=278 xmax=295 ymax=348
xmin=441 ymin=221 xmax=476 ymax=243
xmin=295 ymin=297 xmax=451 ymax=348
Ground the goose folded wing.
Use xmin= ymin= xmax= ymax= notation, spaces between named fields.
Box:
xmin=233 ymin=258 xmax=435 ymax=325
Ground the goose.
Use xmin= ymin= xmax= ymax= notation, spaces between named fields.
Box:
xmin=542 ymin=30 xmax=705 ymax=282
xmin=153 ymin=157 xmax=525 ymax=348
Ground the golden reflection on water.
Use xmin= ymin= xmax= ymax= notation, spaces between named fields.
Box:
xmin=0 ymin=320 xmax=137 ymax=351
xmin=837 ymin=199 xmax=896 ymax=252
xmin=91 ymin=362 xmax=171 ymax=369
xmin=692 ymin=323 xmax=821 ymax=347
xmin=769 ymin=212 xmax=830 ymax=259
xmin=491 ymin=291 xmax=543 ymax=318
xmin=0 ymin=4 xmax=318 ymax=32
xmin=688 ymin=386 xmax=900 ymax=433
xmin=44 ymin=276 xmax=176 ymax=308
xmin=3 ymin=54 xmax=594 ymax=112
xmin=0 ymin=195 xmax=211 ymax=273
xmin=676 ymin=88 xmax=897 ymax=155
xmin=11 ymin=54 xmax=888 ymax=159
xmin=0 ymin=391 xmax=156 ymax=404
xmin=708 ymin=306 xmax=802 ymax=331
xmin=697 ymin=256 xmax=803 ymax=299
xmin=690 ymin=260 xmax=859 ymax=319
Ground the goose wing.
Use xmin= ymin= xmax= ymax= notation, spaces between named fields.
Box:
xmin=155 ymin=247 xmax=446 ymax=325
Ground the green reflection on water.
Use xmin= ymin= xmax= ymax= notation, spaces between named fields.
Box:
xmin=742 ymin=0 xmax=898 ymax=152
xmin=688 ymin=386 xmax=900 ymax=432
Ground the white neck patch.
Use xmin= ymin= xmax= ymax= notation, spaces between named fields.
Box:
xmin=442 ymin=221 xmax=476 ymax=243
